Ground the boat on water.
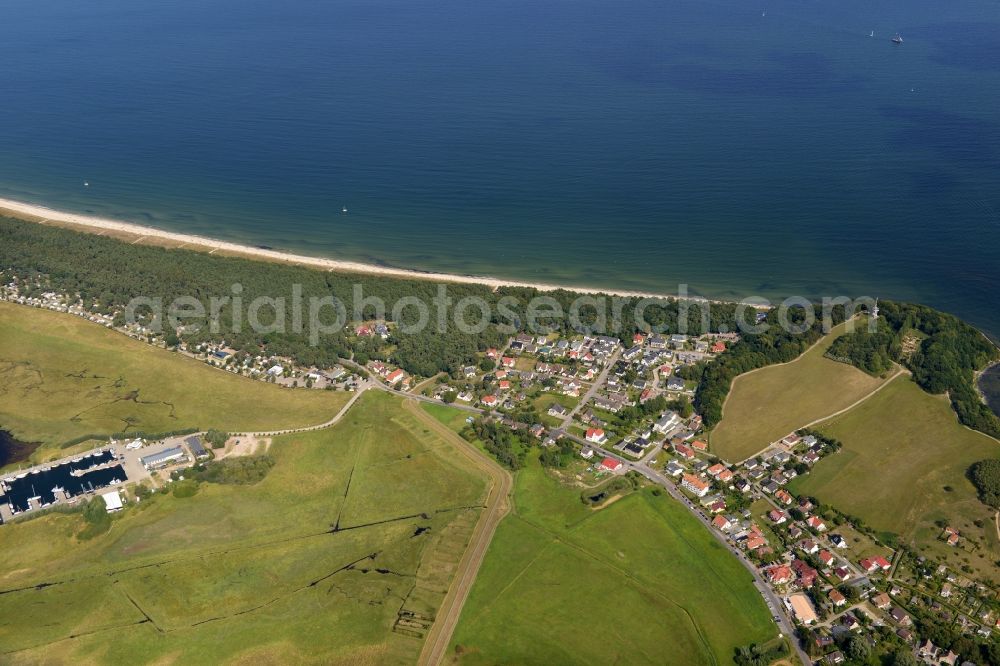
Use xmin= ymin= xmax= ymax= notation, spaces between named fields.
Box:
xmin=869 ymin=30 xmax=875 ymax=37
xmin=891 ymin=33 xmax=903 ymax=44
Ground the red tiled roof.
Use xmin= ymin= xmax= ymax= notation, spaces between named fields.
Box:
xmin=600 ymin=457 xmax=621 ymax=471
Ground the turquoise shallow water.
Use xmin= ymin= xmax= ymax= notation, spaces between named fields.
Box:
xmin=0 ymin=0 xmax=998 ymax=338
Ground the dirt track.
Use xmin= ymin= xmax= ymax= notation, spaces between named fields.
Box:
xmin=407 ymin=400 xmax=512 ymax=666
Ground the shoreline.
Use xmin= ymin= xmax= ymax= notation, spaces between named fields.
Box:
xmin=977 ymin=362 xmax=1000 ymax=418
xmin=0 ymin=196 xmax=740 ymax=306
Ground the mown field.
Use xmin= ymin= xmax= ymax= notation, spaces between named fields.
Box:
xmin=0 ymin=392 xmax=487 ymax=663
xmin=0 ymin=301 xmax=350 ymax=452
xmin=423 ymin=405 xmax=776 ymax=665
xmin=710 ymin=319 xmax=892 ymax=462
xmin=789 ymin=376 xmax=1000 ymax=584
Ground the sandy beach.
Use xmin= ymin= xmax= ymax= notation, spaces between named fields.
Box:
xmin=0 ymin=196 xmax=738 ymax=305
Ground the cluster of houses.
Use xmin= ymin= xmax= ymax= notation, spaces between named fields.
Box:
xmin=0 ymin=282 xmax=117 ymax=328
xmin=430 ymin=336 xmax=621 ymax=411
xmin=1 ymin=275 xmax=371 ymax=392
xmin=195 ymin=345 xmax=360 ymax=389
xmin=9 ymin=276 xmax=999 ymax=663
xmin=354 ymin=322 xmax=390 ymax=339
xmin=369 ymin=361 xmax=411 ymax=389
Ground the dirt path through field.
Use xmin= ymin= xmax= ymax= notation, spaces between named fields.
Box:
xmin=799 ymin=367 xmax=908 ymax=430
xmin=408 ymin=400 xmax=512 ymax=666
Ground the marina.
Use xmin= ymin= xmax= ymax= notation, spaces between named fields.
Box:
xmin=0 ymin=448 xmax=127 ymax=519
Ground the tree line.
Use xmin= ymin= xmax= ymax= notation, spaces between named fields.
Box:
xmin=4 ymin=216 xmax=996 ymax=445
xmin=826 ymin=300 xmax=1000 ymax=438
xmin=1 ymin=215 xmax=749 ymax=379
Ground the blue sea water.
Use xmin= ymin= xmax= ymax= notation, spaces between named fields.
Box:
xmin=1 ymin=0 xmax=999 ymax=337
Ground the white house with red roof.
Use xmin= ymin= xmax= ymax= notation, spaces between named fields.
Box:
xmin=481 ymin=395 xmax=499 ymax=408
xmin=599 ymin=457 xmax=623 ymax=473
xmin=712 ymin=514 xmax=733 ymax=532
xmin=806 ymin=516 xmax=827 ymax=532
xmin=859 ymin=556 xmax=892 ymax=573
xmin=585 ymin=428 xmax=607 ymax=445
xmin=765 ymin=564 xmax=794 ymax=585
xmin=681 ymin=473 xmax=711 ymax=497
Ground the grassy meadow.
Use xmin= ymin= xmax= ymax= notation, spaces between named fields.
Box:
xmin=0 ymin=391 xmax=487 ymax=663
xmin=0 ymin=301 xmax=350 ymax=452
xmin=789 ymin=377 xmax=1000 ymax=584
xmin=422 ymin=404 xmax=776 ymax=665
xmin=710 ymin=319 xmax=892 ymax=462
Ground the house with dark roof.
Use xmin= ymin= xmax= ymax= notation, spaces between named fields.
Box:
xmin=185 ymin=436 xmax=209 ymax=460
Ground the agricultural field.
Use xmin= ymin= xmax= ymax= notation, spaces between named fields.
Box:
xmin=448 ymin=462 xmax=776 ymax=665
xmin=710 ymin=320 xmax=893 ymax=462
xmin=0 ymin=391 xmax=487 ymax=663
xmin=0 ymin=301 xmax=350 ymax=453
xmin=789 ymin=377 xmax=1000 ymax=584
xmin=422 ymin=404 xmax=777 ymax=666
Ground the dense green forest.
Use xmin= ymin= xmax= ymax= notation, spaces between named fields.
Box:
xmin=0 ymin=216 xmax=749 ymax=377
xmin=969 ymin=459 xmax=1000 ymax=509
xmin=826 ymin=301 xmax=1000 ymax=438
xmin=824 ymin=317 xmax=901 ymax=375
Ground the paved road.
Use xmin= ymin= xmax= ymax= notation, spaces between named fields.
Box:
xmin=562 ymin=347 xmax=621 ymax=427
xmin=560 ymin=433 xmax=811 ymax=666
xmin=755 ymin=490 xmax=867 ymax=582
xmin=295 ymin=359 xmax=810 ymax=664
